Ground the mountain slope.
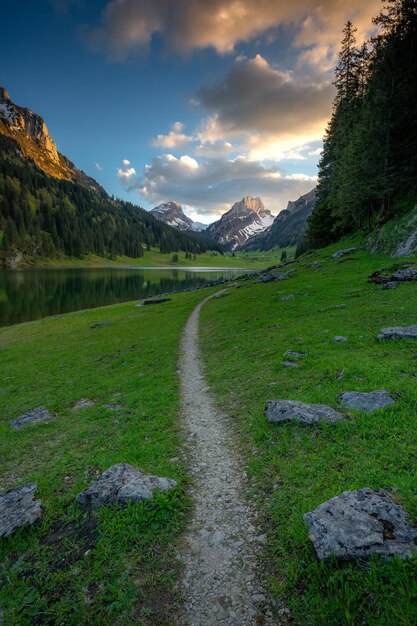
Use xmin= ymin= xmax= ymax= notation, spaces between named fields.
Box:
xmin=0 ymin=89 xmax=221 ymax=267
xmin=151 ymin=201 xmax=205 ymax=232
xmin=206 ymin=196 xmax=274 ymax=251
xmin=242 ymin=189 xmax=316 ymax=251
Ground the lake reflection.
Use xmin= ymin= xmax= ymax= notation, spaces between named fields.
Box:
xmin=0 ymin=267 xmax=243 ymax=326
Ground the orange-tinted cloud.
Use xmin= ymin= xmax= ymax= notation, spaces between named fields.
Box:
xmin=88 ymin=0 xmax=381 ymax=62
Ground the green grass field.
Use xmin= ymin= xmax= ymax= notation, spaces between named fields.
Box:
xmin=23 ymin=247 xmax=286 ymax=271
xmin=0 ymin=290 xmax=209 ymax=625
xmin=200 ymin=244 xmax=417 ymax=625
xmin=3 ymin=242 xmax=417 ymax=624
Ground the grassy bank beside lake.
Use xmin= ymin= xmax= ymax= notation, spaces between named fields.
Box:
xmin=0 ymin=290 xmax=208 ymax=625
xmin=20 ymin=247 xmax=287 ymax=270
xmin=200 ymin=244 xmax=417 ymax=625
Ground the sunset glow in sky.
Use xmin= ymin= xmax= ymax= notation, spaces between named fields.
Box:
xmin=1 ymin=0 xmax=381 ymax=222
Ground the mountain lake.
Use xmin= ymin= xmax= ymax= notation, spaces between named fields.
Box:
xmin=0 ymin=267 xmax=247 ymax=326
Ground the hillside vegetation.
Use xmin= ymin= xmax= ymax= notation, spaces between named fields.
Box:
xmin=308 ymin=0 xmax=417 ymax=250
xmin=0 ymin=135 xmax=222 ymax=267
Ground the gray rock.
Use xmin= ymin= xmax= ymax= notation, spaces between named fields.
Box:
xmin=339 ymin=390 xmax=395 ymax=411
xmin=104 ymin=402 xmax=123 ymax=410
xmin=11 ymin=406 xmax=52 ymax=429
xmin=378 ymin=325 xmax=417 ymax=340
xmin=308 ymin=262 xmax=321 ymax=269
xmin=72 ymin=398 xmax=96 ymax=410
xmin=304 ymin=488 xmax=417 ymax=561
xmin=333 ymin=336 xmax=348 ymax=343
xmin=265 ymin=400 xmax=344 ymax=425
xmin=91 ymin=322 xmax=110 ymax=329
xmin=282 ymin=360 xmax=299 ymax=368
xmin=257 ymin=272 xmax=291 ymax=284
xmin=280 ymin=295 xmax=295 ymax=301
xmin=284 ymin=350 xmax=306 ymax=359
xmin=76 ymin=462 xmax=177 ymax=510
xmin=0 ymin=483 xmax=42 ymax=538
xmin=381 ymin=282 xmax=398 ymax=290
xmin=392 ymin=268 xmax=417 ymax=282
xmin=331 ymin=248 xmax=359 ymax=259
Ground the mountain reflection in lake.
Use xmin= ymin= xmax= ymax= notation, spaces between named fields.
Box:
xmin=0 ymin=267 xmax=244 ymax=326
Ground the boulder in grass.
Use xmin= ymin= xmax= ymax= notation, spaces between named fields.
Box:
xmin=304 ymin=488 xmax=417 ymax=561
xmin=11 ymin=406 xmax=52 ymax=429
xmin=339 ymin=390 xmax=395 ymax=411
xmin=143 ymin=298 xmax=172 ymax=306
xmin=331 ymin=248 xmax=359 ymax=260
xmin=76 ymin=463 xmax=177 ymax=510
xmin=265 ymin=400 xmax=344 ymax=425
xmin=378 ymin=325 xmax=417 ymax=340
xmin=0 ymin=483 xmax=42 ymax=538
xmin=284 ymin=350 xmax=306 ymax=360
xmin=333 ymin=336 xmax=348 ymax=343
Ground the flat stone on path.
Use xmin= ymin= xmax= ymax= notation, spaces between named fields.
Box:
xmin=378 ymin=325 xmax=417 ymax=340
xmin=339 ymin=390 xmax=395 ymax=411
xmin=0 ymin=483 xmax=42 ymax=538
xmin=304 ymin=488 xmax=417 ymax=561
xmin=265 ymin=400 xmax=344 ymax=425
xmin=76 ymin=463 xmax=176 ymax=510
xmin=11 ymin=406 xmax=52 ymax=429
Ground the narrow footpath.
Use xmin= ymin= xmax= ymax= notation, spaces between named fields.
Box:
xmin=178 ymin=293 xmax=273 ymax=626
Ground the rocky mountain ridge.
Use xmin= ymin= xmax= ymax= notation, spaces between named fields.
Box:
xmin=150 ymin=201 xmax=206 ymax=232
xmin=206 ymin=196 xmax=274 ymax=251
xmin=242 ymin=189 xmax=316 ymax=252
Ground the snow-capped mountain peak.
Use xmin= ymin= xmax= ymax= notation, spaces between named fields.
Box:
xmin=150 ymin=201 xmax=206 ymax=232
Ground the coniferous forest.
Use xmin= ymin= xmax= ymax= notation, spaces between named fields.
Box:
xmin=307 ymin=0 xmax=417 ymax=248
xmin=0 ymin=135 xmax=222 ymax=264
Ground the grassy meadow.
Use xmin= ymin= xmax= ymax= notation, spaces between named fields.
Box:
xmin=200 ymin=244 xmax=417 ymax=625
xmin=0 ymin=290 xmax=209 ymax=625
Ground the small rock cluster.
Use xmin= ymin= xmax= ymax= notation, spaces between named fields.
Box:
xmin=1 ymin=463 xmax=176 ymax=538
xmin=369 ymin=265 xmax=417 ymax=289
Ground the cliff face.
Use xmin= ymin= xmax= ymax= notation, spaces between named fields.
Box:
xmin=0 ymin=86 xmax=100 ymax=191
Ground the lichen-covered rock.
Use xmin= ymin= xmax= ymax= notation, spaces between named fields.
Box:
xmin=76 ymin=463 xmax=177 ymax=510
xmin=378 ymin=325 xmax=417 ymax=340
xmin=265 ymin=400 xmax=344 ymax=425
xmin=11 ymin=406 xmax=52 ymax=429
xmin=339 ymin=390 xmax=395 ymax=411
xmin=304 ymin=488 xmax=417 ymax=561
xmin=0 ymin=483 xmax=42 ymax=538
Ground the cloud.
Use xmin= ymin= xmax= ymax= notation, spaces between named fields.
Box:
xmin=87 ymin=0 xmax=380 ymax=64
xmin=117 ymin=159 xmax=136 ymax=181
xmin=95 ymin=161 xmax=103 ymax=171
xmin=131 ymin=152 xmax=316 ymax=216
xmin=150 ymin=121 xmax=193 ymax=149
xmin=195 ymin=54 xmax=334 ymax=150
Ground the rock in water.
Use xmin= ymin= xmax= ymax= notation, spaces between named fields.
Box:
xmin=378 ymin=325 xmax=417 ymax=340
xmin=265 ymin=400 xmax=344 ymax=425
xmin=304 ymin=488 xmax=417 ymax=561
xmin=339 ymin=390 xmax=395 ymax=411
xmin=11 ymin=406 xmax=52 ymax=429
xmin=0 ymin=483 xmax=42 ymax=538
xmin=76 ymin=463 xmax=177 ymax=510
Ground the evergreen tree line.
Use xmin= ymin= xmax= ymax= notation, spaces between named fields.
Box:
xmin=0 ymin=135 xmax=222 ymax=263
xmin=307 ymin=0 xmax=417 ymax=248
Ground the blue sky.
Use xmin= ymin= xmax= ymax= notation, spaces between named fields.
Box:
xmin=0 ymin=0 xmax=380 ymax=222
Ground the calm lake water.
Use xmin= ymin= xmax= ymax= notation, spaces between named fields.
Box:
xmin=0 ymin=267 xmax=245 ymax=327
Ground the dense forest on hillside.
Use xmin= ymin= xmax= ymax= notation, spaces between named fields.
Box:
xmin=308 ymin=0 xmax=417 ymax=248
xmin=0 ymin=135 xmax=222 ymax=264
